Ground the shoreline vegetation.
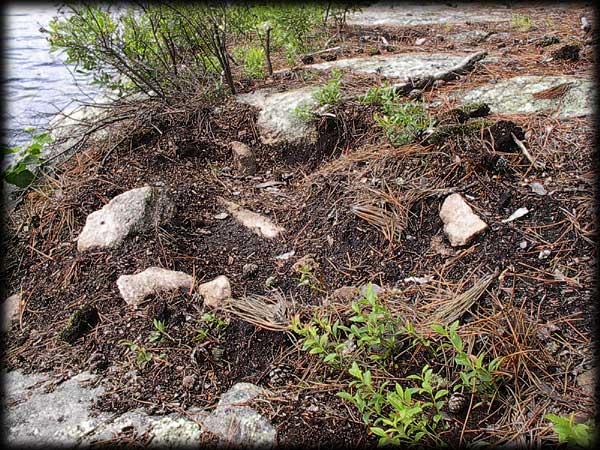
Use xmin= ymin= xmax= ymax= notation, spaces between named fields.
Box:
xmin=1 ymin=2 xmax=596 ymax=448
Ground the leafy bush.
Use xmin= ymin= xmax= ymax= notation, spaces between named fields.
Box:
xmin=291 ymin=284 xmax=507 ymax=447
xmin=359 ymin=81 xmax=398 ymax=105
xmin=511 ymin=13 xmax=532 ymax=32
xmin=314 ymin=68 xmax=343 ymax=106
xmin=46 ymin=4 xmax=333 ymax=99
xmin=374 ymin=100 xmax=432 ymax=146
xmin=234 ymin=46 xmax=266 ymax=79
xmin=2 ymin=128 xmax=53 ymax=188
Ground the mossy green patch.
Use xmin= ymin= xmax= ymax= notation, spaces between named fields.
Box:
xmin=59 ymin=304 xmax=100 ymax=344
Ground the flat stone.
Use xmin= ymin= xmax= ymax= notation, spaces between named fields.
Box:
xmin=307 ymin=52 xmax=479 ymax=80
xmin=440 ymin=193 xmax=488 ymax=247
xmin=197 ymin=275 xmax=232 ymax=308
xmin=448 ymin=30 xmax=491 ymax=44
xmin=236 ymin=86 xmax=319 ymax=145
xmin=116 ymin=267 xmax=192 ymax=306
xmin=4 ymin=369 xmax=205 ymax=447
xmin=330 ymin=286 xmax=359 ymax=303
xmin=231 ymin=141 xmax=257 ymax=176
xmin=2 ymin=292 xmax=22 ymax=332
xmin=458 ymin=76 xmax=594 ymax=119
xmin=530 ymin=182 xmax=547 ymax=195
xmin=4 ymin=370 xmax=108 ymax=446
xmin=77 ymin=186 xmax=175 ymax=252
xmin=219 ymin=198 xmax=284 ymax=239
xmin=346 ymin=2 xmax=512 ymax=26
xmin=202 ymin=383 xmax=276 ymax=448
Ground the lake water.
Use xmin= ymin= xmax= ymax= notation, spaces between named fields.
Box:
xmin=2 ymin=5 xmax=98 ymax=150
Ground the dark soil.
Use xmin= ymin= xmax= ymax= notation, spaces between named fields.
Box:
xmin=1 ymin=4 xmax=596 ymax=448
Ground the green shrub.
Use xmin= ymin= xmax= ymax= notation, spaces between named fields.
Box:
xmin=374 ymin=100 xmax=432 ymax=146
xmin=291 ymin=285 xmax=507 ymax=447
xmin=234 ymin=46 xmax=266 ymax=79
xmin=47 ymin=4 xmax=331 ymax=98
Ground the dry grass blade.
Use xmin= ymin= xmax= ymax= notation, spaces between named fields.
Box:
xmin=351 ymin=203 xmax=396 ymax=242
xmin=531 ymin=82 xmax=573 ymax=100
xmin=427 ymin=271 xmax=498 ymax=326
xmin=221 ymin=291 xmax=291 ymax=331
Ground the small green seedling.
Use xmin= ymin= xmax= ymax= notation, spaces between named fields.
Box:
xmin=546 ymin=413 xmax=595 ymax=448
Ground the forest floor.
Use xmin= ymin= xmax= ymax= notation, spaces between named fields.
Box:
xmin=2 ymin=2 xmax=597 ymax=448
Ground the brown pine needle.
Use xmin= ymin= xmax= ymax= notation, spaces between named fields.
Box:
xmin=531 ymin=82 xmax=573 ymax=100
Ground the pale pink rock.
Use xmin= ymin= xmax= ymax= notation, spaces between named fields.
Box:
xmin=197 ymin=275 xmax=232 ymax=308
xmin=117 ymin=267 xmax=192 ymax=306
xmin=440 ymin=193 xmax=488 ymax=246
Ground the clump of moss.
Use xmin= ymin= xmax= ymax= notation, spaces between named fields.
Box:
xmin=426 ymin=118 xmax=494 ymax=146
xmin=59 ymin=304 xmax=99 ymax=344
xmin=435 ymin=102 xmax=490 ymax=125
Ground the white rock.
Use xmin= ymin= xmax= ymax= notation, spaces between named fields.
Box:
xmin=202 ymin=383 xmax=276 ymax=448
xmin=236 ymin=87 xmax=319 ymax=146
xmin=230 ymin=141 xmax=257 ymax=176
xmin=2 ymin=293 xmax=22 ymax=332
xmin=439 ymin=193 xmax=488 ymax=247
xmin=415 ymin=37 xmax=427 ymax=45
xmin=77 ymin=186 xmax=175 ymax=252
xmin=502 ymin=207 xmax=529 ymax=223
xmin=197 ymin=275 xmax=232 ymax=308
xmin=219 ymin=198 xmax=284 ymax=239
xmin=530 ymin=182 xmax=547 ymax=195
xmin=117 ymin=267 xmax=192 ymax=306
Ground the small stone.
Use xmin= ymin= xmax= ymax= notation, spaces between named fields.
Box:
xmin=530 ymin=182 xmax=547 ymax=195
xmin=182 ymin=375 xmax=196 ymax=389
xmin=2 ymin=293 xmax=22 ymax=332
xmin=197 ymin=275 xmax=232 ymax=308
xmin=116 ymin=267 xmax=192 ymax=307
xmin=360 ymin=283 xmax=384 ymax=298
xmin=242 ymin=263 xmax=259 ymax=278
xmin=77 ymin=186 xmax=175 ymax=252
xmin=408 ymin=89 xmax=423 ymax=100
xmin=214 ymin=212 xmax=229 ymax=220
xmin=330 ymin=286 xmax=359 ymax=303
xmin=439 ymin=193 xmax=488 ymax=247
xmin=230 ymin=141 xmax=257 ymax=176
xmin=219 ymin=198 xmax=284 ymax=239
xmin=538 ymin=249 xmax=551 ymax=259
xmin=576 ymin=368 xmax=595 ymax=396
xmin=415 ymin=37 xmax=427 ymax=45
xmin=519 ymin=240 xmax=528 ymax=249
xmin=202 ymin=383 xmax=276 ymax=448
xmin=274 ymin=250 xmax=295 ymax=260
xmin=501 ymin=207 xmax=529 ymax=223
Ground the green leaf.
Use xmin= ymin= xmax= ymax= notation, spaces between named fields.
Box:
xmin=309 ymin=347 xmax=324 ymax=355
xmin=337 ymin=391 xmax=354 ymax=402
xmin=323 ymin=353 xmax=338 ymax=363
xmin=349 ymin=361 xmax=362 ymax=379
xmin=435 ymin=389 xmax=449 ymax=400
xmin=4 ymin=167 xmax=35 ymax=188
xmin=370 ymin=427 xmax=387 ymax=437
